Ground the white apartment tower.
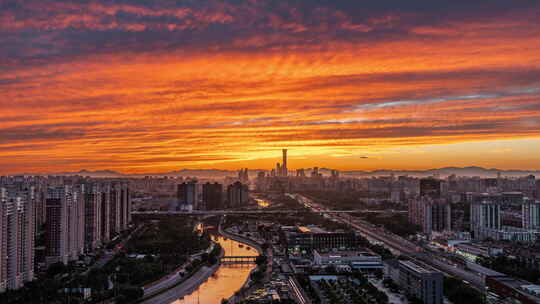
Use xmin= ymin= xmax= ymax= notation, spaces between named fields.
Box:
xmin=0 ymin=186 xmax=35 ymax=292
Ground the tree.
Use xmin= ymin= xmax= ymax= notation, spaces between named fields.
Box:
xmin=324 ymin=265 xmax=337 ymax=274
xmin=374 ymin=269 xmax=383 ymax=280
xmin=118 ymin=286 xmax=144 ymax=303
xmin=255 ymin=255 xmax=268 ymax=266
xmin=47 ymin=262 xmax=67 ymax=277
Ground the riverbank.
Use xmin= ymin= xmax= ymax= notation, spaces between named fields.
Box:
xmin=218 ymin=221 xmax=265 ymax=304
xmin=139 ymin=243 xmax=224 ymax=304
xmin=218 ymin=221 xmax=263 ymax=253
xmin=142 ymin=241 xmax=216 ymax=295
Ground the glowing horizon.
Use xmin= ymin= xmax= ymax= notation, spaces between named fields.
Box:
xmin=1 ymin=1 xmax=540 ymax=174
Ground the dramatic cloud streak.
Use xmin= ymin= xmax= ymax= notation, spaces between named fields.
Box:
xmin=1 ymin=0 xmax=540 ymax=173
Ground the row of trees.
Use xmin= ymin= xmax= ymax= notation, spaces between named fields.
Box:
xmin=444 ymin=277 xmax=485 ymax=303
xmin=478 ymin=255 xmax=540 ymax=283
xmin=358 ymin=213 xmax=421 ymax=237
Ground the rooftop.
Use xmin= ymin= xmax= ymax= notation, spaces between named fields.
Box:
xmin=315 ymin=250 xmax=378 ymax=258
xmin=400 ymin=260 xmax=439 ymax=275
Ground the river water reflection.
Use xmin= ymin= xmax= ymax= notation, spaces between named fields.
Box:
xmin=170 ymin=234 xmax=258 ymax=304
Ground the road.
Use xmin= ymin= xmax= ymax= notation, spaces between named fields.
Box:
xmin=291 ymin=193 xmax=485 ymax=291
xmin=141 ymin=265 xmax=216 ymax=304
xmin=87 ymin=225 xmax=145 ymax=272
xmin=132 ymin=209 xmax=405 ymax=216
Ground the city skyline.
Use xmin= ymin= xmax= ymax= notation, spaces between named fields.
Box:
xmin=2 ymin=1 xmax=540 ymax=174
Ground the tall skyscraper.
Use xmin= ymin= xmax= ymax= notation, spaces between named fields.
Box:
xmin=202 ymin=182 xmax=223 ymax=210
xmin=282 ymin=149 xmax=288 ymax=176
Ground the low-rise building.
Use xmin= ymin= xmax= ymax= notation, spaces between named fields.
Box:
xmin=453 ymin=243 xmax=503 ymax=262
xmin=313 ymin=250 xmax=383 ymax=270
xmin=486 ymin=276 xmax=540 ymax=304
xmin=280 ymin=226 xmax=357 ymax=254
xmin=385 ymin=260 xmax=444 ymax=304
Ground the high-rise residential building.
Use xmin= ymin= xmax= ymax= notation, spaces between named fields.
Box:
xmin=83 ymin=183 xmax=102 ymax=251
xmin=522 ymin=200 xmax=540 ymax=230
xmin=202 ymin=182 xmax=223 ymax=210
xmin=227 ymin=181 xmax=249 ymax=208
xmin=45 ymin=186 xmax=70 ymax=265
xmin=100 ymin=183 xmax=111 ymax=243
xmin=126 ymin=182 xmax=131 ymax=225
xmin=109 ymin=183 xmax=121 ymax=237
xmin=120 ymin=182 xmax=130 ymax=231
xmin=409 ymin=196 xmax=451 ymax=236
xmin=178 ymin=181 xmax=198 ymax=211
xmin=471 ymin=199 xmax=501 ymax=240
xmin=68 ymin=185 xmax=85 ymax=261
xmin=0 ymin=186 xmax=35 ymax=292
xmin=45 ymin=185 xmax=84 ymax=265
xmin=420 ymin=178 xmax=441 ymax=198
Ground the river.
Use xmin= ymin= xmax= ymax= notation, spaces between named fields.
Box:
xmin=167 ymin=233 xmax=258 ymax=304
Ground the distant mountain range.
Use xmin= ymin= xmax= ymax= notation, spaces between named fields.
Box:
xmin=20 ymin=166 xmax=540 ymax=178
xmin=341 ymin=166 xmax=540 ymax=178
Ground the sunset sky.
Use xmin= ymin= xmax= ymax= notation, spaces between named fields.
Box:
xmin=1 ymin=0 xmax=540 ymax=174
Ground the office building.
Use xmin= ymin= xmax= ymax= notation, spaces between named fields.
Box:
xmin=202 ymin=182 xmax=223 ymax=210
xmin=282 ymin=149 xmax=288 ymax=177
xmin=227 ymin=181 xmax=249 ymax=208
xmin=397 ymin=260 xmax=444 ymax=304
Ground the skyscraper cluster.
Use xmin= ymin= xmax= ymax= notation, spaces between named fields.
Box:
xmin=0 ymin=176 xmax=131 ymax=292
xmin=177 ymin=179 xmax=249 ymax=210
xmin=274 ymin=149 xmax=288 ymax=177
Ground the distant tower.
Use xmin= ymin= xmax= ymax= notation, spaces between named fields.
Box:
xmin=282 ymin=149 xmax=288 ymax=176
